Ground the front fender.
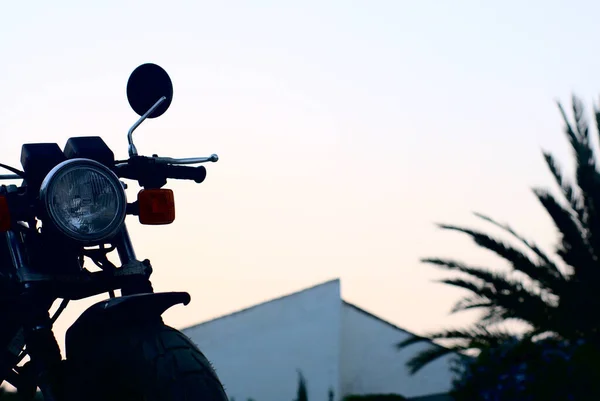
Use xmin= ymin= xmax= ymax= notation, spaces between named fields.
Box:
xmin=65 ymin=292 xmax=190 ymax=353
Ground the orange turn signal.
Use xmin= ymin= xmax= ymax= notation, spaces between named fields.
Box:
xmin=138 ymin=189 xmax=175 ymax=225
xmin=0 ymin=196 xmax=10 ymax=232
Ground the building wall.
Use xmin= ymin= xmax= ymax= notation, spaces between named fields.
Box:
xmin=183 ymin=280 xmax=343 ymax=401
xmin=340 ymin=303 xmax=455 ymax=399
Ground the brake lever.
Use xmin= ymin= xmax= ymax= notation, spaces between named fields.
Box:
xmin=114 ymin=154 xmax=218 ymax=167
xmin=151 ymin=154 xmax=219 ymax=165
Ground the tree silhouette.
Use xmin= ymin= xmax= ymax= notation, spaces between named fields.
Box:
xmin=398 ymin=95 xmax=600 ymax=373
xmin=294 ymin=371 xmax=308 ymax=401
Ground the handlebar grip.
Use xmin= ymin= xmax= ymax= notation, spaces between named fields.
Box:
xmin=163 ymin=165 xmax=207 ymax=183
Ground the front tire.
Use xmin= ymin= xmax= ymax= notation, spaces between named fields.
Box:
xmin=65 ymin=320 xmax=228 ymax=401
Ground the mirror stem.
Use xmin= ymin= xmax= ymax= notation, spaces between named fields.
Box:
xmin=127 ymin=96 xmax=167 ymax=157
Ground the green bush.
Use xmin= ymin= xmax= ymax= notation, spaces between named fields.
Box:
xmin=450 ymin=337 xmax=600 ymax=400
xmin=343 ymin=394 xmax=408 ymax=401
xmin=231 ymin=370 xmax=408 ymax=401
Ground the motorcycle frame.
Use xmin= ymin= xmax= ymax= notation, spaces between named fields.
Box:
xmin=0 ymin=63 xmax=217 ymax=400
xmin=0 ymin=218 xmax=155 ymax=398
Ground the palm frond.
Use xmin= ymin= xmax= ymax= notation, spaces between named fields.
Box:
xmin=397 ymin=334 xmax=432 ymax=349
xmin=424 ymin=258 xmax=551 ymax=307
xmin=534 ymin=189 xmax=595 ymax=276
xmin=405 ymin=345 xmax=464 ymax=375
xmin=435 ymin=224 xmax=564 ymax=293
xmin=427 ymin=325 xmax=516 ymax=346
xmin=571 ymin=95 xmax=590 ymax=144
xmin=473 ymin=212 xmax=561 ymax=274
xmin=593 ymin=99 xmax=600 ymax=151
xmin=435 ymin=279 xmax=511 ymax=325
xmin=450 ymin=295 xmax=493 ymax=314
xmin=398 ymin=325 xmax=516 ymax=375
xmin=433 ymin=266 xmax=554 ymax=332
xmin=437 ymin=277 xmax=485 ymax=294
xmin=557 ymin=100 xmax=584 ymax=150
xmin=541 ymin=152 xmax=585 ymax=221
xmin=479 ymin=306 xmax=508 ymax=326
xmin=558 ymin=98 xmax=600 ymax=265
xmin=398 ymin=325 xmax=516 ymax=351
xmin=557 ymin=98 xmax=597 ymax=197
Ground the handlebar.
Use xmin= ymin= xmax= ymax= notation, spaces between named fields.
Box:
xmin=162 ymin=164 xmax=207 ymax=183
xmin=0 ymin=174 xmax=21 ymax=181
xmin=113 ymin=154 xmax=217 ymax=188
xmin=0 ymin=153 xmax=218 ymax=185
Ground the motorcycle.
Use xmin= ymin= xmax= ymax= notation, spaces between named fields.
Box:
xmin=0 ymin=63 xmax=228 ymax=401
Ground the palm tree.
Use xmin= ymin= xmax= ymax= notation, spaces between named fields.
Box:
xmin=398 ymin=96 xmax=600 ymax=374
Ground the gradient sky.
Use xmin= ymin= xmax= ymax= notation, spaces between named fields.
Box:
xmin=2 ymin=1 xmax=600 ymax=351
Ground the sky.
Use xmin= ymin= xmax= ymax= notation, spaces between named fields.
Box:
xmin=2 ymin=1 xmax=600 ymax=351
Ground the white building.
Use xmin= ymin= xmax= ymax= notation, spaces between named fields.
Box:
xmin=183 ymin=279 xmax=456 ymax=401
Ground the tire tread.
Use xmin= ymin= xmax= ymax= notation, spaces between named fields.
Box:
xmin=66 ymin=322 xmax=227 ymax=401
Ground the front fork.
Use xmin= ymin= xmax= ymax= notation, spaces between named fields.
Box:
xmin=8 ymin=226 xmax=154 ymax=400
xmin=20 ymin=288 xmax=64 ymax=401
xmin=114 ymin=227 xmax=154 ymax=295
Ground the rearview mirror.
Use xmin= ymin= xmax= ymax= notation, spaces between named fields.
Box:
xmin=126 ymin=63 xmax=173 ymax=118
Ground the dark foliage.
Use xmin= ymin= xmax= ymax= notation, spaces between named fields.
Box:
xmin=342 ymin=394 xmax=407 ymax=401
xmin=396 ymin=96 xmax=600 ymax=390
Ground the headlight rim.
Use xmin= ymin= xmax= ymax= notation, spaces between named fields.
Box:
xmin=40 ymin=158 xmax=127 ymax=244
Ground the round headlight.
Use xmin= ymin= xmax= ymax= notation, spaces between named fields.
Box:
xmin=40 ymin=158 xmax=127 ymax=243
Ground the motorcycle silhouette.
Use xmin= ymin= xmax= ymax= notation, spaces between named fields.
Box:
xmin=0 ymin=63 xmax=227 ymax=401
